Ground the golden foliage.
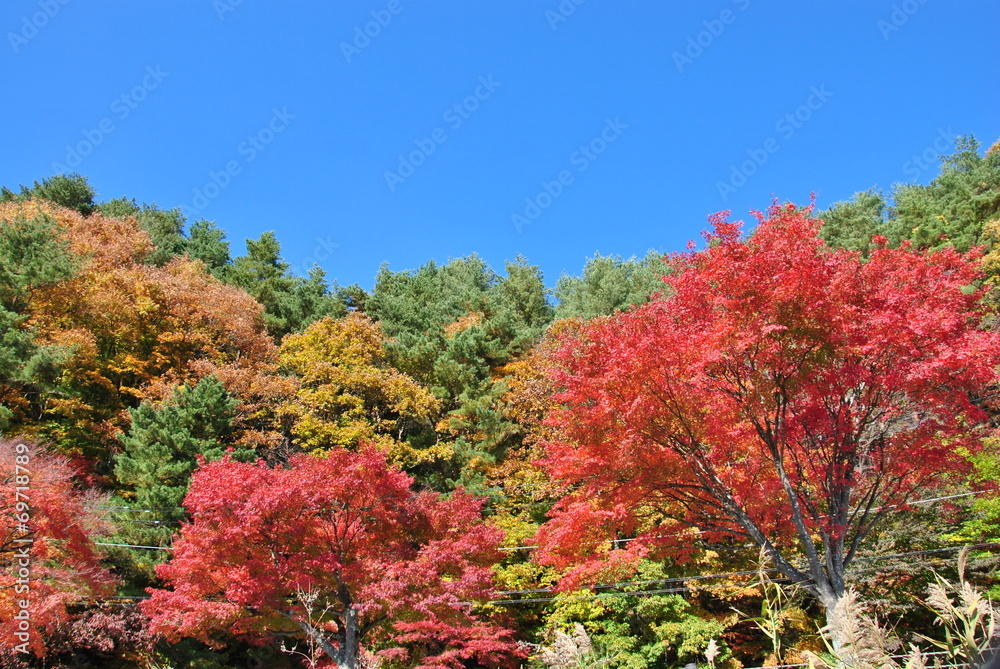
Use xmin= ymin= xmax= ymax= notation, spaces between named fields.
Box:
xmin=279 ymin=313 xmax=445 ymax=466
xmin=443 ymin=311 xmax=483 ymax=337
xmin=0 ymin=200 xmax=292 ymax=455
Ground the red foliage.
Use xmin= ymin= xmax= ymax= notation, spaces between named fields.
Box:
xmin=47 ymin=604 xmax=155 ymax=661
xmin=144 ymin=448 xmax=523 ymax=669
xmin=0 ymin=439 xmax=116 ymax=657
xmin=536 ymin=203 xmax=1000 ymax=611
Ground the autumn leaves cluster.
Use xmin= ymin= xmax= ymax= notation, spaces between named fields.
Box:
xmin=0 ymin=186 xmax=558 ymax=667
xmin=2 ymin=135 xmax=1000 ymax=669
xmin=0 ymin=199 xmax=291 ymax=457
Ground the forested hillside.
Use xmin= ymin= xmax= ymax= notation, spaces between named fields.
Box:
xmin=2 ymin=135 xmax=1000 ymax=669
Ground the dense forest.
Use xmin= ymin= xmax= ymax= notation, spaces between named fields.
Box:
xmin=2 ymin=134 xmax=1000 ymax=669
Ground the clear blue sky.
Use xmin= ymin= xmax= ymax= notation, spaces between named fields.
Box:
xmin=2 ymin=1 xmax=997 ymax=289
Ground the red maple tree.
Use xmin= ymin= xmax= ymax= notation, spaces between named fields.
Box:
xmin=144 ymin=448 xmax=523 ymax=669
xmin=535 ymin=203 xmax=1000 ymax=630
xmin=0 ymin=439 xmax=116 ymax=657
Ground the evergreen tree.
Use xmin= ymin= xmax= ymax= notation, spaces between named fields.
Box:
xmin=818 ymin=135 xmax=1000 ymax=256
xmin=221 ymin=231 xmax=346 ymax=339
xmin=113 ymin=376 xmax=247 ymax=553
xmin=817 ymin=189 xmax=887 ymax=256
xmin=888 ymin=135 xmax=1000 ymax=252
xmin=0 ymin=211 xmax=77 ymax=429
xmin=553 ymin=250 xmax=669 ymax=319
xmin=1 ymin=173 xmax=96 ymax=215
xmin=186 ymin=219 xmax=231 ymax=272
xmin=366 ymin=255 xmax=552 ymax=488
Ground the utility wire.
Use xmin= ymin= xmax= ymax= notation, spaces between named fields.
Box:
xmin=497 ymin=489 xmax=994 ymax=551
xmin=76 ymin=549 xmax=999 ymax=609
xmin=488 ymin=548 xmax=999 ymax=605
xmin=91 ymin=488 xmax=992 ymax=521
xmin=95 ymin=542 xmax=172 ymax=551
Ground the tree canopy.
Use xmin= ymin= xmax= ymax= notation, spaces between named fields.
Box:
xmin=819 ymin=135 xmax=1000 ymax=256
xmin=536 ymin=204 xmax=1000 ymax=637
xmin=553 ymin=250 xmax=670 ymax=319
xmin=145 ymin=448 xmax=523 ymax=669
xmin=2 ymin=137 xmax=1000 ymax=667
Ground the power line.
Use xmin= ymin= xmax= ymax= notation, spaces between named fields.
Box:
xmin=497 ymin=489 xmax=994 ymax=551
xmin=488 ymin=547 xmax=999 ymax=605
xmin=853 ymin=543 xmax=999 ymax=563
xmin=76 ymin=549 xmax=998 ymax=610
xmin=497 ymin=567 xmax=768 ymax=596
xmin=91 ymin=488 xmax=993 ymax=523
xmin=95 ymin=542 xmax=172 ymax=551
xmin=102 ymin=543 xmax=995 ymax=596
xmin=492 ymin=543 xmax=999 ymax=602
xmin=95 ymin=507 xmax=185 ymax=513
xmin=92 ymin=489 xmax=993 ymax=557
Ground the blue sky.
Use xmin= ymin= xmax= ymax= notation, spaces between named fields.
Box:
xmin=2 ymin=1 xmax=997 ymax=289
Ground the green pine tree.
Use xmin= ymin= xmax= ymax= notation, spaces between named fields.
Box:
xmin=817 ymin=190 xmax=887 ymax=256
xmin=221 ymin=231 xmax=346 ymax=339
xmin=1 ymin=173 xmax=96 ymax=216
xmin=554 ymin=250 xmax=670 ymax=320
xmin=113 ymin=376 xmax=249 ymax=555
xmin=0 ymin=212 xmax=78 ymax=430
xmin=366 ymin=254 xmax=552 ymax=489
xmin=186 ymin=219 xmax=232 ymax=272
xmin=889 ymin=135 xmax=1000 ymax=252
xmin=817 ymin=135 xmax=1000 ymax=256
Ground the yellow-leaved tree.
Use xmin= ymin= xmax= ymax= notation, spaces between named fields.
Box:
xmin=278 ymin=313 xmax=445 ymax=466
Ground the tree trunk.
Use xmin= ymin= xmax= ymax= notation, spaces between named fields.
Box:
xmin=821 ymin=592 xmax=847 ymax=661
xmin=342 ymin=606 xmax=359 ymax=669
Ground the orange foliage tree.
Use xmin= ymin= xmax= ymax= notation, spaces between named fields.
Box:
xmin=0 ymin=201 xmax=295 ymax=461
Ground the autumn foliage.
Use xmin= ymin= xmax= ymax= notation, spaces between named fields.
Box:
xmin=0 ymin=439 xmax=115 ymax=657
xmin=0 ymin=200 xmax=293 ymax=457
xmin=4 ymin=154 xmax=1000 ymax=667
xmin=279 ymin=314 xmax=442 ymax=466
xmin=536 ymin=203 xmax=1000 ymax=616
xmin=144 ymin=448 xmax=523 ymax=669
